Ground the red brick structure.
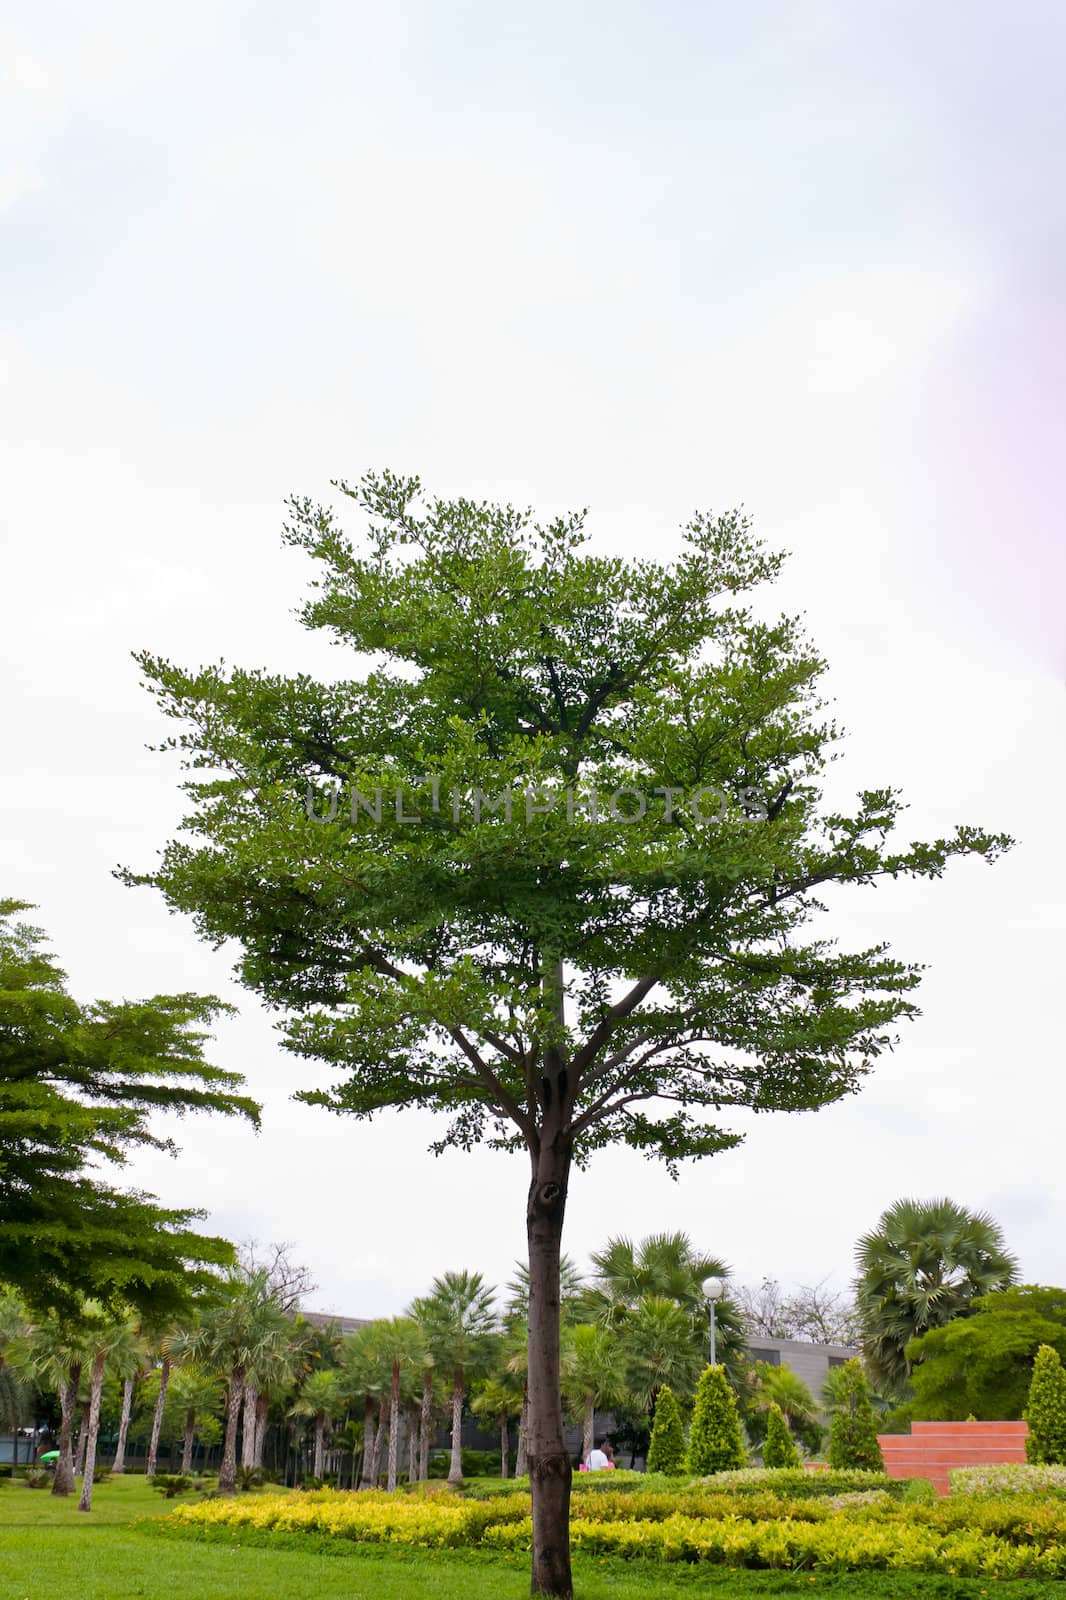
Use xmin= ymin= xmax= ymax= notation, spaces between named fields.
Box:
xmin=878 ymin=1420 xmax=1029 ymax=1496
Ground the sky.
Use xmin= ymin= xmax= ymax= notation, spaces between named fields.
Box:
xmin=2 ymin=0 xmax=1064 ymax=1322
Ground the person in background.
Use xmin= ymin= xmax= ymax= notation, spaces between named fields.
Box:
xmin=603 ymin=1441 xmax=617 ymax=1469
xmin=585 ymin=1439 xmax=610 ymax=1470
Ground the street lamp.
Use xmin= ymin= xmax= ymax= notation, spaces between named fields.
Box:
xmin=702 ymin=1276 xmax=724 ymax=1366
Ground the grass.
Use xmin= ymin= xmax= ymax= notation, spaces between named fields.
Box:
xmin=2 ymin=1475 xmax=1065 ymax=1600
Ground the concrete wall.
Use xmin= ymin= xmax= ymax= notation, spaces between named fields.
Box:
xmin=746 ymin=1336 xmax=859 ymax=1401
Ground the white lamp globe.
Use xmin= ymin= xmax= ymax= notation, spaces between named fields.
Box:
xmin=702 ymin=1275 xmax=724 ymax=1301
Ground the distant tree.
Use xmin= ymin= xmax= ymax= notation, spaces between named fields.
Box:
xmin=688 ymin=1364 xmax=746 ymax=1475
xmin=562 ymin=1324 xmax=626 ymax=1464
xmin=856 ymin=1198 xmax=1017 ymax=1395
xmin=472 ymin=1373 xmax=523 ymax=1478
xmin=196 ymin=1268 xmax=291 ymax=1494
xmin=646 ymin=1384 xmax=687 ymax=1474
xmin=131 ymin=471 xmax=1008 ymax=1596
xmin=906 ymin=1286 xmax=1066 ymax=1421
xmin=1026 ymin=1345 xmax=1066 ymax=1465
xmin=170 ymin=1366 xmax=224 ymax=1473
xmin=0 ymin=901 xmax=256 ymax=1319
xmin=762 ymin=1401 xmax=800 ymax=1468
xmin=827 ymin=1358 xmax=883 ymax=1470
xmin=743 ymin=1361 xmax=822 ymax=1455
xmin=587 ymin=1234 xmax=747 ymax=1380
xmin=289 ymin=1367 xmax=345 ymax=1481
xmin=621 ymin=1295 xmax=703 ymax=1412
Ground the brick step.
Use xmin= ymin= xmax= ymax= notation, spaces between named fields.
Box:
xmin=911 ymin=1421 xmax=1027 ymax=1434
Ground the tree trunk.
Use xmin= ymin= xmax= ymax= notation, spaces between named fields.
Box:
xmin=407 ymin=1403 xmax=418 ymax=1482
xmin=111 ymin=1378 xmax=134 ymax=1473
xmin=181 ymin=1408 xmax=196 ymax=1474
xmin=500 ymin=1416 xmax=510 ymax=1478
xmin=312 ymin=1416 xmax=325 ymax=1480
xmin=418 ymin=1368 xmax=433 ymax=1482
xmin=52 ymin=1363 xmax=81 ymax=1496
xmin=448 ymin=1367 xmax=464 ymax=1486
xmin=359 ymin=1396 xmax=377 ymax=1489
xmin=526 ymin=1122 xmax=573 ymax=1598
xmin=146 ymin=1354 xmax=172 ymax=1478
xmin=241 ymin=1379 xmax=259 ymax=1469
xmin=387 ymin=1359 xmax=401 ymax=1492
xmin=74 ymin=1401 xmax=91 ymax=1474
xmin=582 ymin=1400 xmax=594 ymax=1465
xmin=366 ymin=1397 xmax=386 ymax=1486
xmin=218 ymin=1364 xmax=244 ymax=1494
xmin=253 ymin=1392 xmax=270 ymax=1468
xmin=77 ymin=1351 xmax=107 ymax=1512
xmin=516 ymin=1386 xmax=529 ymax=1477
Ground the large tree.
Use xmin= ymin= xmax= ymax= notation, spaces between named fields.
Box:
xmin=130 ymin=473 xmax=1008 ymax=1596
xmin=0 ymin=901 xmax=257 ymax=1318
xmin=856 ymin=1197 xmax=1018 ymax=1395
xmin=905 ymin=1285 xmax=1066 ymax=1421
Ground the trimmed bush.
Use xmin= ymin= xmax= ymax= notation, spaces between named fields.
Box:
xmin=646 ymin=1386 xmax=687 ymax=1475
xmin=687 ymin=1364 xmax=746 ymax=1475
xmin=762 ymin=1403 xmax=800 ymax=1469
xmin=827 ymin=1359 xmax=883 ymax=1471
xmin=1026 ymin=1343 xmax=1066 ymax=1465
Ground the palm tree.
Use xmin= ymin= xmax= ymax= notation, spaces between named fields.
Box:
xmin=109 ymin=1324 xmax=150 ymax=1475
xmin=411 ymin=1270 xmax=498 ymax=1486
xmin=28 ymin=1314 xmax=94 ymax=1496
xmin=289 ymin=1367 xmax=344 ymax=1481
xmin=169 ymin=1366 xmax=224 ymax=1473
xmin=78 ymin=1310 xmax=144 ymax=1511
xmin=621 ymin=1294 xmax=703 ymax=1411
xmin=588 ymin=1232 xmax=747 ymax=1380
xmin=197 ymin=1268 xmax=290 ymax=1494
xmin=562 ymin=1324 xmax=626 ymax=1463
xmin=0 ymin=1293 xmax=30 ymax=1468
xmin=505 ymin=1256 xmax=587 ymax=1327
xmin=471 ymin=1371 xmax=524 ymax=1478
xmin=371 ymin=1317 xmax=424 ymax=1491
xmin=856 ymin=1198 xmax=1018 ymax=1394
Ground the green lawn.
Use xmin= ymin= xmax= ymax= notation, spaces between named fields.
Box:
xmin=2 ymin=1476 xmax=1064 ymax=1600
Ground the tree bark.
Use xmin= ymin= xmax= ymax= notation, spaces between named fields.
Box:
xmin=359 ymin=1396 xmax=377 ymax=1489
xmin=313 ymin=1415 xmax=325 ymax=1480
xmin=111 ymin=1378 xmax=134 ymax=1473
xmin=181 ymin=1408 xmax=196 ymax=1474
xmin=526 ymin=1122 xmax=573 ymax=1598
xmin=582 ymin=1400 xmax=594 ymax=1465
xmin=52 ymin=1363 xmax=81 ymax=1496
xmin=241 ymin=1380 xmax=259 ymax=1469
xmin=407 ymin=1403 xmax=418 ymax=1482
xmin=500 ymin=1416 xmax=510 ymax=1478
xmin=418 ymin=1368 xmax=433 ymax=1481
xmin=146 ymin=1354 xmax=172 ymax=1478
xmin=77 ymin=1351 xmax=107 ymax=1512
xmin=218 ymin=1364 xmax=244 ymax=1494
xmin=74 ymin=1401 xmax=91 ymax=1475
xmin=447 ymin=1366 xmax=464 ymax=1485
xmin=387 ymin=1358 xmax=401 ymax=1492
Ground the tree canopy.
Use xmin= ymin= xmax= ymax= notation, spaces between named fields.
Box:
xmin=907 ymin=1286 xmax=1066 ymax=1421
xmin=0 ymin=900 xmax=258 ymax=1317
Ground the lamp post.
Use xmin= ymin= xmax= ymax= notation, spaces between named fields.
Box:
xmin=702 ymin=1276 xmax=724 ymax=1366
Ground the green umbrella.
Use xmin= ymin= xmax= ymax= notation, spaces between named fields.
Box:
xmin=38 ymin=1451 xmax=60 ymax=1462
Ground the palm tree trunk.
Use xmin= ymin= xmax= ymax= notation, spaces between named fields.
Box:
xmin=367 ymin=1398 xmax=386 ymax=1485
xmin=516 ymin=1386 xmax=529 ymax=1477
xmin=500 ymin=1415 xmax=509 ymax=1477
xmin=181 ymin=1407 xmax=196 ymax=1474
xmin=52 ymin=1363 xmax=81 ymax=1496
xmin=77 ymin=1351 xmax=107 ymax=1512
xmin=526 ymin=1086 xmax=574 ymax=1599
xmin=407 ymin=1404 xmax=418 ymax=1482
xmin=253 ymin=1392 xmax=270 ymax=1467
xmin=418 ymin=1368 xmax=432 ymax=1481
xmin=74 ymin=1401 xmax=91 ymax=1474
xmin=312 ymin=1416 xmax=325 ymax=1480
xmin=240 ymin=1380 xmax=258 ymax=1469
xmin=111 ymin=1378 xmax=134 ymax=1473
xmin=447 ymin=1366 xmax=464 ymax=1485
xmin=359 ymin=1396 xmax=377 ymax=1488
xmin=387 ymin=1359 xmax=401 ymax=1492
xmin=582 ymin=1399 xmax=594 ymax=1464
xmin=218 ymin=1364 xmax=244 ymax=1494
xmin=146 ymin=1354 xmax=172 ymax=1478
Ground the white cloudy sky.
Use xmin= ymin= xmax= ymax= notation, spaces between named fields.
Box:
xmin=2 ymin=1 xmax=1064 ymax=1320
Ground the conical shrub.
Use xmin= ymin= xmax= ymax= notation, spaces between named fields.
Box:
xmin=687 ymin=1363 xmax=746 ymax=1475
xmin=763 ymin=1401 xmax=800 ymax=1468
xmin=827 ymin=1358 xmax=883 ymax=1471
xmin=1026 ymin=1344 xmax=1066 ymax=1465
xmin=646 ymin=1384 xmax=687 ymax=1474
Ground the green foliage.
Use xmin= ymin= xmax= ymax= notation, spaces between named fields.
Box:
xmin=742 ymin=1361 xmax=822 ymax=1455
xmin=907 ymin=1285 xmax=1066 ymax=1420
xmin=900 ymin=1476 xmax=936 ymax=1504
xmin=1026 ymin=1343 xmax=1066 ymax=1465
xmin=150 ymin=1474 xmax=194 ymax=1498
xmin=687 ymin=1364 xmax=746 ymax=1474
xmin=761 ymin=1402 xmax=799 ymax=1468
xmin=646 ymin=1385 xmax=687 ymax=1474
xmin=856 ymin=1197 xmax=1018 ymax=1395
xmin=0 ymin=902 xmax=257 ymax=1317
xmin=827 ymin=1359 xmax=884 ymax=1471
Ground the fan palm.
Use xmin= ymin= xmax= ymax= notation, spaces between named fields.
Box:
xmin=856 ymin=1197 xmax=1018 ymax=1394
xmin=288 ymin=1367 xmax=345 ymax=1480
xmin=411 ymin=1270 xmax=498 ymax=1485
xmin=371 ymin=1317 xmax=424 ymax=1491
xmin=588 ymin=1232 xmax=747 ymax=1379
xmin=562 ymin=1323 xmax=627 ymax=1461
xmin=169 ymin=1365 xmax=223 ymax=1472
xmin=196 ymin=1268 xmax=291 ymax=1493
xmin=621 ymin=1295 xmax=703 ymax=1409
